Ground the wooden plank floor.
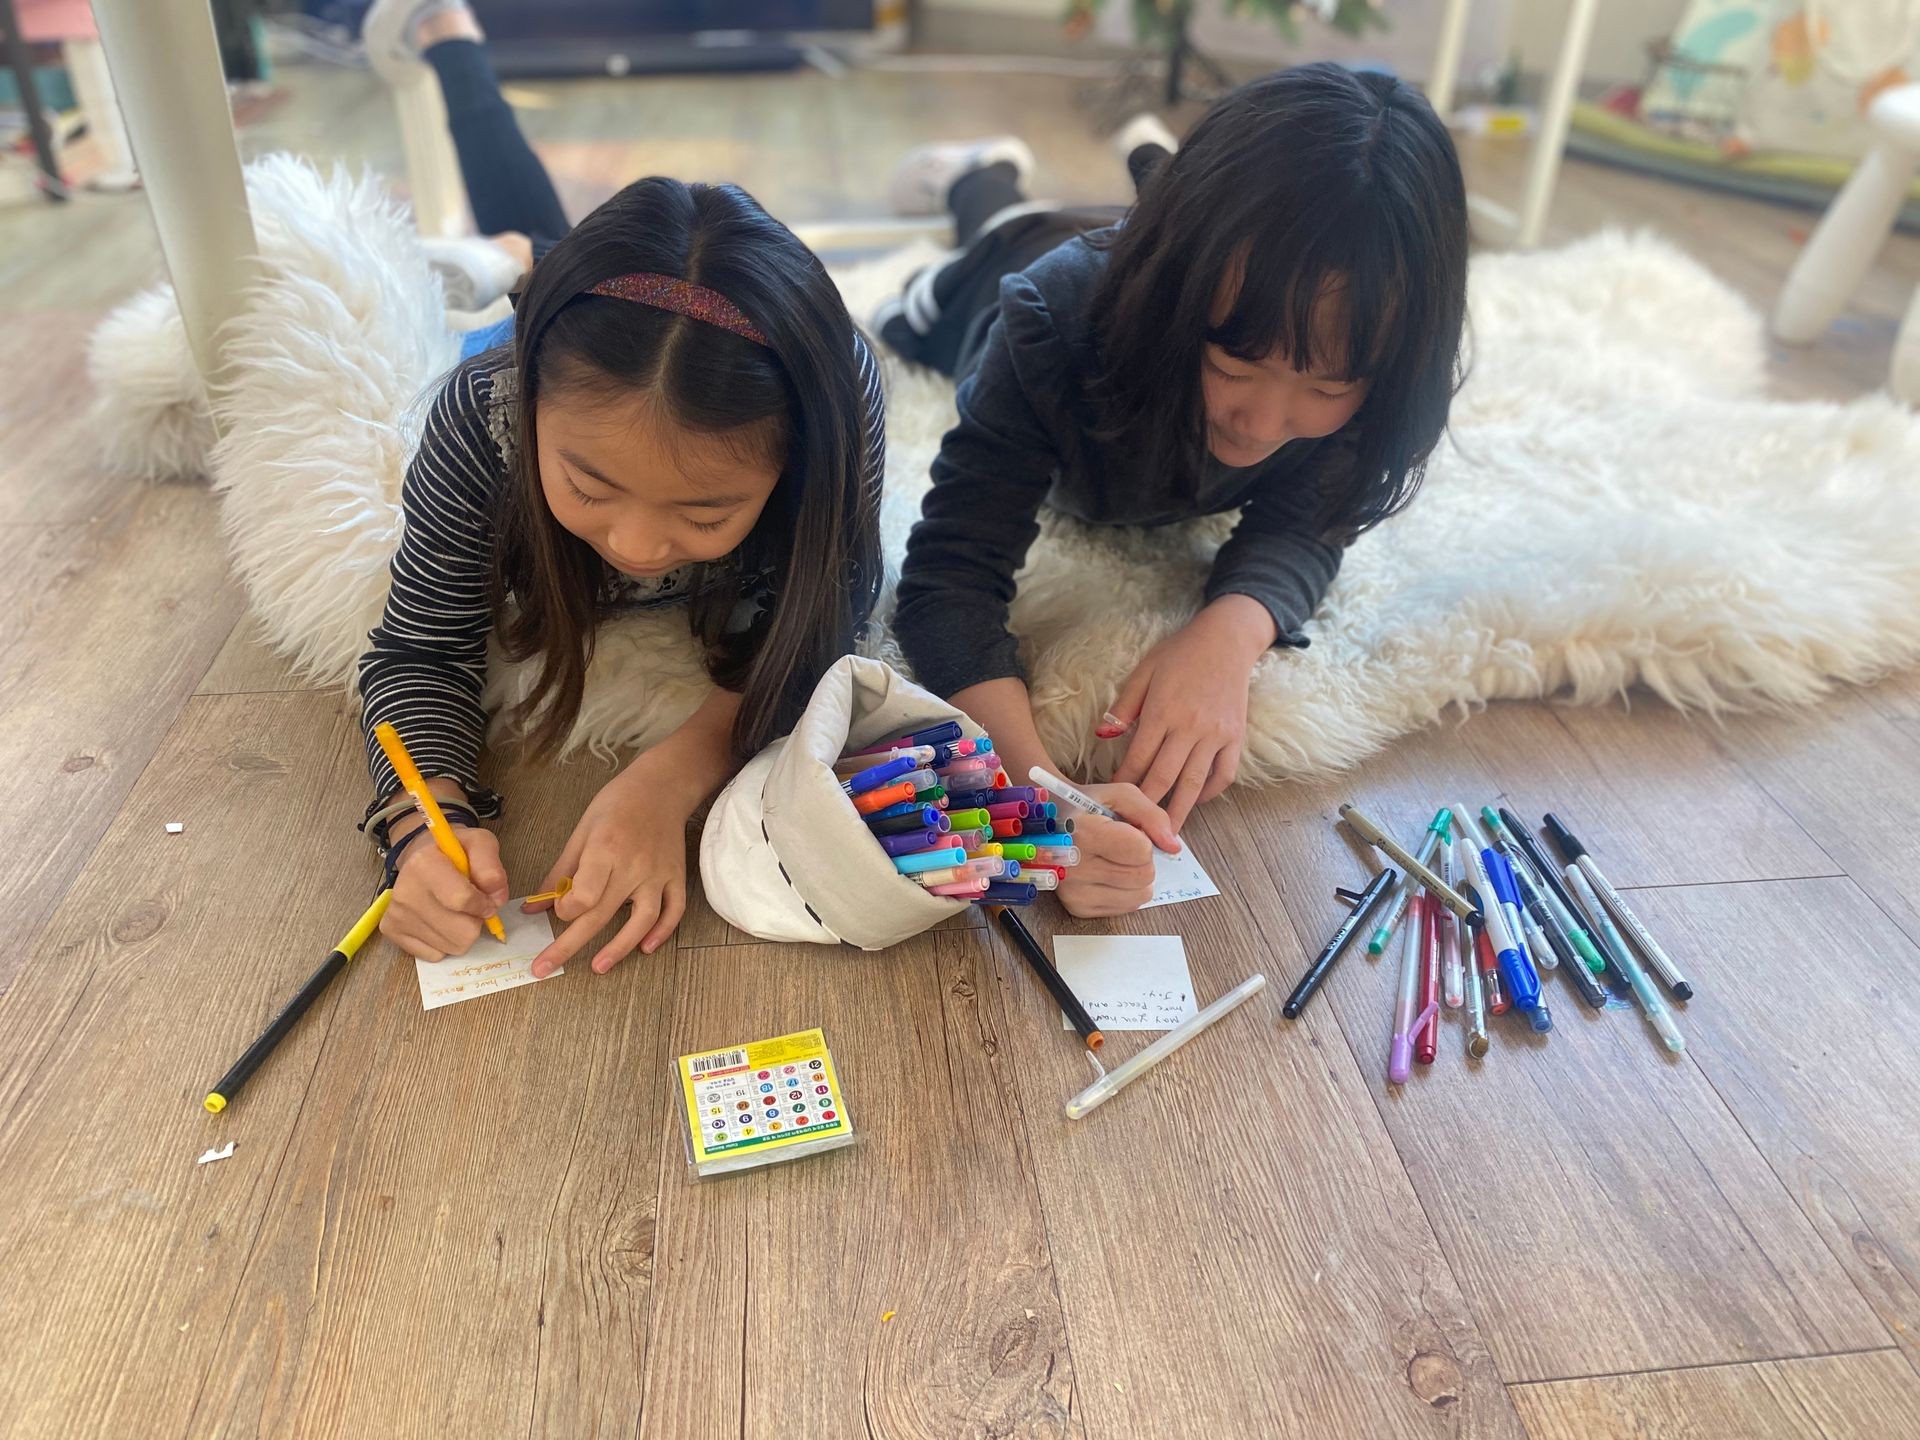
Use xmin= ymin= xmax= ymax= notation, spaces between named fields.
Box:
xmin=2 ymin=56 xmax=1919 ymax=1440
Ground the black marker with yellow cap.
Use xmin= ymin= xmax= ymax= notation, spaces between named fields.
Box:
xmin=203 ymin=889 xmax=391 ymax=1114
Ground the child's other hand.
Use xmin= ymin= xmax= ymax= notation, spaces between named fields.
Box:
xmin=531 ymin=770 xmax=686 ymax=979
xmin=382 ymin=825 xmax=510 ymax=962
xmin=1106 ymin=598 xmax=1274 ymax=832
xmin=1055 ymin=782 xmax=1177 ymax=918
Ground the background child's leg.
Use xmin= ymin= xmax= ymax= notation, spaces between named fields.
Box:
xmin=424 ymin=38 xmax=571 ymax=245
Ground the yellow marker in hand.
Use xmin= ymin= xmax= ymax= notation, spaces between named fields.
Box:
xmin=373 ymin=722 xmax=506 ymax=943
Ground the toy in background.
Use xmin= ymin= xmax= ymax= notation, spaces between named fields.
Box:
xmin=1640 ymin=0 xmax=1920 ymax=158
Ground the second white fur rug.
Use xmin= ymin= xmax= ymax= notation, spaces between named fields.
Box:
xmin=92 ymin=159 xmax=1920 ymax=783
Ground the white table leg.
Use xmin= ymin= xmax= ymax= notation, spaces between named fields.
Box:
xmin=1517 ymin=0 xmax=1601 ymax=247
xmin=1772 ymin=143 xmax=1917 ymax=344
xmin=392 ymin=70 xmax=467 ymax=238
xmin=1427 ymin=0 xmax=1473 ymax=122
xmin=1892 ymin=279 xmax=1920 ymax=404
xmin=90 ymin=0 xmax=259 ymax=409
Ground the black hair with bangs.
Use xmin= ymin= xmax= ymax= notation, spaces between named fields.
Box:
xmin=1090 ymin=62 xmax=1468 ymax=535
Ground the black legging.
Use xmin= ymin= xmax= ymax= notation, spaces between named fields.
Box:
xmin=878 ymin=142 xmax=1170 ymax=382
xmin=424 ymin=39 xmax=570 ymax=245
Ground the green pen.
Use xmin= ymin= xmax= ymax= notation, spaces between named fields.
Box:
xmin=1492 ymin=807 xmax=1607 ymax=975
xmin=1364 ymin=807 xmax=1452 ymax=955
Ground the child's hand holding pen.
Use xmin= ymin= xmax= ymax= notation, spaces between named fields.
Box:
xmin=1055 ymin=782 xmax=1179 ymax=917
xmin=381 ymin=808 xmax=512 ymax=962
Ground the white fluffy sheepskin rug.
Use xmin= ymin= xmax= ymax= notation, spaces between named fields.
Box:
xmin=91 ymin=157 xmax=1920 ymax=782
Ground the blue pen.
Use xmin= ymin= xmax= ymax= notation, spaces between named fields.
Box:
xmin=980 ymin=881 xmax=1037 ymax=905
xmin=897 ymin=720 xmax=962 ymax=750
xmin=864 ymin=802 xmax=945 ymax=829
xmin=893 ymin=846 xmax=967 ymax=875
xmin=1486 ymin=850 xmax=1542 ymax=976
xmin=1453 ymin=810 xmax=1551 ymax=1032
xmin=843 ymin=755 xmax=916 ymax=796
xmin=1026 ymin=832 xmax=1075 ymax=847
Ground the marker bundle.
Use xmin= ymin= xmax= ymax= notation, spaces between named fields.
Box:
xmin=1332 ymin=802 xmax=1694 ymax=1081
xmin=840 ymin=721 xmax=1080 ymax=907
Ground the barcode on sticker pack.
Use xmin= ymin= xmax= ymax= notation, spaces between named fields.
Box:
xmin=690 ymin=1048 xmax=747 ymax=1074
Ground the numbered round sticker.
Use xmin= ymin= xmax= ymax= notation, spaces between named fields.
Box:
xmin=759 ymin=1083 xmax=773 ymax=1093
xmin=757 ymin=1071 xmax=770 ymax=1080
xmin=821 ymin=1110 xmax=836 ymax=1121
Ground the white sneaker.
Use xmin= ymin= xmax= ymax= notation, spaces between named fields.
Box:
xmin=1112 ymin=113 xmax=1180 ymax=167
xmin=886 ymin=136 xmax=1037 ymax=217
xmin=422 ymin=236 xmax=525 ymax=310
xmin=362 ymin=0 xmax=471 ymax=85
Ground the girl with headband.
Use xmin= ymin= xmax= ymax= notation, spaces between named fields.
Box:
xmin=356 ymin=8 xmax=882 ymax=975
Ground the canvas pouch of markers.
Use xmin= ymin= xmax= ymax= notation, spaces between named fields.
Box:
xmin=698 ymin=654 xmax=985 ymax=948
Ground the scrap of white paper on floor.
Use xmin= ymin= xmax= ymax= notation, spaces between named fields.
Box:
xmin=1053 ymin=934 xmax=1197 ymax=1032
xmin=1143 ymin=842 xmax=1219 ymax=909
xmin=415 ymin=901 xmax=560 ymax=1011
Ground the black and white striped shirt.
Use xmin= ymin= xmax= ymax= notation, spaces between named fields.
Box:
xmin=358 ymin=335 xmax=886 ymax=820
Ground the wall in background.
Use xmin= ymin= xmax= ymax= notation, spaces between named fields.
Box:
xmin=1507 ymin=0 xmax=1689 ymax=86
xmin=921 ymin=0 xmax=1691 ymax=88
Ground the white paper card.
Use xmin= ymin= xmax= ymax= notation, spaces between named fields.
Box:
xmin=415 ymin=901 xmax=560 ymax=1011
xmin=1053 ymin=934 xmax=1197 ymax=1032
xmin=1143 ymin=843 xmax=1220 ymax=909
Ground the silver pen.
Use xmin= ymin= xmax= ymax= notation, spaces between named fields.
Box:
xmin=1544 ymin=814 xmax=1693 ymax=1000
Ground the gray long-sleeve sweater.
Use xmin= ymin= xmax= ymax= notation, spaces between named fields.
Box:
xmin=893 ymin=232 xmax=1353 ymax=699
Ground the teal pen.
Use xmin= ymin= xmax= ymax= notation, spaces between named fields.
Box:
xmin=1365 ymin=808 xmax=1452 ymax=955
xmin=1564 ymin=863 xmax=1684 ymax=1053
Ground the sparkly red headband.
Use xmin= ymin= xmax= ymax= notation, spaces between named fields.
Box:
xmin=586 ymin=272 xmax=767 ymax=346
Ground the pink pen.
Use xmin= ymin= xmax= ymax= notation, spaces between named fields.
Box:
xmin=940 ymin=758 xmax=998 ymax=780
xmin=984 ymin=801 xmax=1029 ymax=821
xmin=926 ymin=879 xmax=990 ymax=896
xmin=912 ymin=858 xmax=1006 ymax=886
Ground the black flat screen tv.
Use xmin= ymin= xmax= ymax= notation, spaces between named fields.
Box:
xmin=471 ymin=2 xmax=878 ymax=76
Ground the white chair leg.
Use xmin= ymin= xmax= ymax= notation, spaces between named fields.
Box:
xmin=1773 ymin=143 xmax=1917 ymax=344
xmin=91 ymin=0 xmax=260 ymax=413
xmin=392 ymin=71 xmax=467 ymax=238
xmin=1892 ymin=281 xmax=1920 ymax=404
xmin=62 ymin=39 xmax=138 ymax=190
xmin=1516 ymin=0 xmax=1601 ymax=248
xmin=1427 ymin=0 xmax=1472 ymax=122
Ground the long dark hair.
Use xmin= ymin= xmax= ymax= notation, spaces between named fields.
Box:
xmin=492 ymin=177 xmax=881 ymax=760
xmin=1091 ymin=63 xmax=1468 ymax=535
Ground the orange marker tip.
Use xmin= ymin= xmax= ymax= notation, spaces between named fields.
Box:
xmin=1087 ymin=1031 xmax=1104 ymax=1050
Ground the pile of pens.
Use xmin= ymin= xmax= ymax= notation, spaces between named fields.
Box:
xmin=835 ymin=720 xmax=1081 ymax=907
xmin=1287 ymin=802 xmax=1694 ymax=1082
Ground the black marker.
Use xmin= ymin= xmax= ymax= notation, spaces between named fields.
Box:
xmin=1282 ymin=868 xmax=1398 ymax=1019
